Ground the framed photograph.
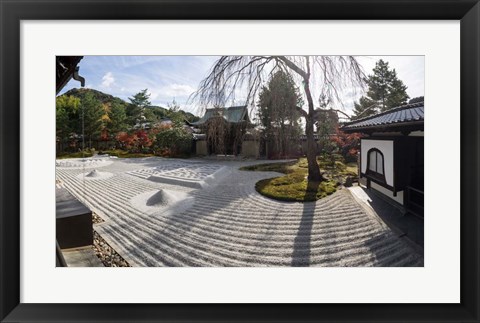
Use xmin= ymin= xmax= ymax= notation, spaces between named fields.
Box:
xmin=1 ymin=0 xmax=479 ymax=322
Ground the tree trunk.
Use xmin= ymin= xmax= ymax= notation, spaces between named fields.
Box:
xmin=303 ymin=78 xmax=323 ymax=181
xmin=280 ymin=122 xmax=286 ymax=157
xmin=305 ymin=114 xmax=322 ymax=181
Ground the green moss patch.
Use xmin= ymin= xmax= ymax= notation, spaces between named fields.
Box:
xmin=241 ymin=155 xmax=357 ymax=202
xmin=255 ymin=175 xmax=337 ymax=202
xmin=240 ymin=160 xmax=298 ymax=174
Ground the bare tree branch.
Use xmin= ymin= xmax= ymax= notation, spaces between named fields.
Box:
xmin=189 ymin=55 xmax=366 ymax=181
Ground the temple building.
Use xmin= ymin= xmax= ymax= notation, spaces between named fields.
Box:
xmin=190 ymin=106 xmax=256 ymax=156
xmin=341 ymin=98 xmax=424 ymax=218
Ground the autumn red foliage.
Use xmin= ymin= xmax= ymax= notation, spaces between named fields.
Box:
xmin=115 ymin=130 xmax=153 ymax=153
xmin=331 ymin=127 xmax=362 ymax=162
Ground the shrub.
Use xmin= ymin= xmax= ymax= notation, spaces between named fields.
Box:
xmin=331 ymin=127 xmax=361 ymax=163
xmin=155 ymin=127 xmax=192 ymax=157
xmin=115 ymin=130 xmax=154 ymax=153
xmin=116 ymin=131 xmax=133 ymax=150
xmin=134 ymin=130 xmax=153 ymax=152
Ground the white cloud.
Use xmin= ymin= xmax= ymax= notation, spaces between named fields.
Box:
xmin=101 ymin=72 xmax=115 ymax=88
xmin=77 ymin=56 xmax=422 ymax=118
xmin=160 ymin=83 xmax=196 ymax=97
xmin=147 ymin=89 xmax=160 ymax=101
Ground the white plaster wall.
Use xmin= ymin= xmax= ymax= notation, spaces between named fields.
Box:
xmin=371 ymin=182 xmax=404 ymax=205
xmin=361 ymin=139 xmax=394 ymax=186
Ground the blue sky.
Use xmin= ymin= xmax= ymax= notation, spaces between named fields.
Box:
xmin=60 ymin=55 xmax=424 ymax=117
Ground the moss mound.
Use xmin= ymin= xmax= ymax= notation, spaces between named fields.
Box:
xmin=241 ymin=155 xmax=357 ymax=202
xmin=256 ymin=175 xmax=337 ymax=202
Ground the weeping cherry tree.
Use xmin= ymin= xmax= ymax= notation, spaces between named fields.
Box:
xmin=192 ymin=56 xmax=365 ymax=181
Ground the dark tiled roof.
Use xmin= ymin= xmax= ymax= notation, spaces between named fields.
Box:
xmin=341 ymin=102 xmax=424 ymax=132
xmin=191 ymin=106 xmax=249 ymax=126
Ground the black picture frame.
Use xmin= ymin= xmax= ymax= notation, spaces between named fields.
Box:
xmin=1 ymin=0 xmax=479 ymax=322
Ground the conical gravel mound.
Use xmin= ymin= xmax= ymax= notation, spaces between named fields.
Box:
xmin=76 ymin=169 xmax=113 ymax=180
xmin=146 ymin=189 xmax=176 ymax=207
xmin=86 ymin=169 xmax=100 ymax=177
xmin=130 ymin=189 xmax=195 ymax=216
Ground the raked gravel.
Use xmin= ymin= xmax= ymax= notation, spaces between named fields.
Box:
xmin=56 ymin=156 xmax=423 ymax=267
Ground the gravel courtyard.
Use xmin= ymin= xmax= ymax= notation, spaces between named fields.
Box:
xmin=56 ymin=156 xmax=423 ymax=267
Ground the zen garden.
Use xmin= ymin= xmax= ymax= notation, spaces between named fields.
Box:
xmin=56 ymin=56 xmax=425 ymax=267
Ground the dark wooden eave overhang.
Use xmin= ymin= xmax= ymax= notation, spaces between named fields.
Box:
xmin=342 ymin=121 xmax=424 ymax=135
xmin=56 ymin=56 xmax=85 ymax=94
xmin=341 ymin=101 xmax=424 ymax=135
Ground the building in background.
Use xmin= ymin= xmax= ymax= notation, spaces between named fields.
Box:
xmin=190 ymin=106 xmax=254 ymax=156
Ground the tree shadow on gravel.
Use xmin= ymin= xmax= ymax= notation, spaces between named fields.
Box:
xmin=290 ymin=180 xmax=320 ymax=266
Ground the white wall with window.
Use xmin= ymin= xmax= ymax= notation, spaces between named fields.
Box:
xmin=360 ymin=139 xmax=394 ymax=186
xmin=366 ymin=148 xmax=385 ymax=181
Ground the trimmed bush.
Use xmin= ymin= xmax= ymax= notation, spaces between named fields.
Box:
xmin=155 ymin=127 xmax=192 ymax=157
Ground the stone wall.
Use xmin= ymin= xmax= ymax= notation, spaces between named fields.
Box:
xmin=195 ymin=140 xmax=208 ymax=156
xmin=194 ymin=139 xmax=260 ymax=158
xmin=241 ymin=140 xmax=260 ymax=158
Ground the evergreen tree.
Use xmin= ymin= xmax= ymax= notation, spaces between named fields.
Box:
xmin=168 ymin=98 xmax=180 ymax=112
xmin=314 ymin=94 xmax=339 ymax=153
xmin=408 ymin=96 xmax=424 ymax=104
xmin=56 ymin=95 xmax=81 ymax=139
xmin=127 ymin=89 xmax=151 ymax=127
xmin=351 ymin=96 xmax=376 ymax=120
xmin=108 ymin=101 xmax=128 ymax=134
xmin=315 ymin=93 xmax=336 ymax=136
xmin=367 ymin=59 xmax=394 ymax=111
xmin=167 ymin=99 xmax=185 ymax=126
xmin=352 ymin=59 xmax=410 ymax=119
xmin=143 ymin=108 xmax=159 ymax=125
xmin=386 ymin=77 xmax=409 ymax=110
xmin=81 ymin=91 xmax=104 ymax=148
xmin=257 ymin=71 xmax=303 ymax=157
xmin=99 ymin=102 xmax=112 ymax=138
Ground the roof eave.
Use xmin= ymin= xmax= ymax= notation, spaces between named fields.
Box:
xmin=341 ymin=121 xmax=424 ymax=134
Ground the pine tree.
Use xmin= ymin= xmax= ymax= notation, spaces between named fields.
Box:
xmin=108 ymin=101 xmax=127 ymax=135
xmin=351 ymin=96 xmax=377 ymax=120
xmin=315 ymin=93 xmax=336 ymax=137
xmin=257 ymin=71 xmax=303 ymax=157
xmin=81 ymin=92 xmax=104 ymax=148
xmin=314 ymin=94 xmax=339 ymax=153
xmin=367 ymin=59 xmax=394 ymax=111
xmin=386 ymin=77 xmax=409 ymax=110
xmin=127 ymin=89 xmax=151 ymax=127
xmin=167 ymin=99 xmax=185 ymax=127
xmin=352 ymin=59 xmax=410 ymax=119
xmin=408 ymin=96 xmax=424 ymax=104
